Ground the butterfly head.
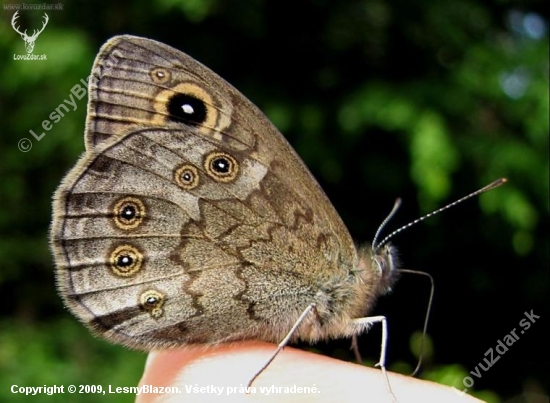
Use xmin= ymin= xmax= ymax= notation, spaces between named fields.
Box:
xmin=353 ymin=243 xmax=399 ymax=316
xmin=372 ymin=243 xmax=399 ymax=295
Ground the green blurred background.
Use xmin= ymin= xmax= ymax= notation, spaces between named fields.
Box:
xmin=0 ymin=0 xmax=547 ymax=402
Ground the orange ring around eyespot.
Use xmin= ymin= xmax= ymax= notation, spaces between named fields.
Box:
xmin=174 ymin=164 xmax=200 ymax=190
xmin=204 ymin=151 xmax=239 ymax=183
xmin=113 ymin=197 xmax=146 ymax=230
xmin=109 ymin=244 xmax=143 ymax=277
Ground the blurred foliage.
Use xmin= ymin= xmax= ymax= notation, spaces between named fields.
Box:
xmin=0 ymin=318 xmax=144 ymax=403
xmin=0 ymin=0 xmax=547 ymax=402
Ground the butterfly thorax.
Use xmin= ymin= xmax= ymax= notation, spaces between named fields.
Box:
xmin=285 ymin=243 xmax=399 ymax=343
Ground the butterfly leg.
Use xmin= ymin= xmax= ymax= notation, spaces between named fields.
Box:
xmin=352 ymin=315 xmax=397 ymax=402
xmin=351 ymin=334 xmax=363 ymax=363
xmin=247 ymin=302 xmax=317 ymax=388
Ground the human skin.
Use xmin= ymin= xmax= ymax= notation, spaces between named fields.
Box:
xmin=136 ymin=341 xmax=483 ymax=403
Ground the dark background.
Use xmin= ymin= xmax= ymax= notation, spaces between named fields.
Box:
xmin=0 ymin=1 xmax=547 ymax=402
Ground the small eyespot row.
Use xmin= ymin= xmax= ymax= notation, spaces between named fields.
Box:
xmin=150 ymin=67 xmax=171 ymax=84
xmin=140 ymin=289 xmax=165 ymax=319
xmin=174 ymin=164 xmax=200 ymax=190
xmin=204 ymin=151 xmax=239 ymax=182
xmin=113 ymin=196 xmax=146 ymax=230
xmin=109 ymin=244 xmax=143 ymax=277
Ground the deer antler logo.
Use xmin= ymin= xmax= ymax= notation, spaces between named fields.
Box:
xmin=11 ymin=11 xmax=49 ymax=54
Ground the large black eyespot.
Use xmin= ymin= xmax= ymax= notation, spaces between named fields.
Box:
xmin=167 ymin=93 xmax=207 ymax=125
xmin=109 ymin=245 xmax=143 ymax=277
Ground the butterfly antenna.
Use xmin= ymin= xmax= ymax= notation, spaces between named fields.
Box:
xmin=375 ymin=178 xmax=507 ymax=250
xmin=397 ymin=269 xmax=434 ymax=376
xmin=372 ymin=198 xmax=402 ymax=251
